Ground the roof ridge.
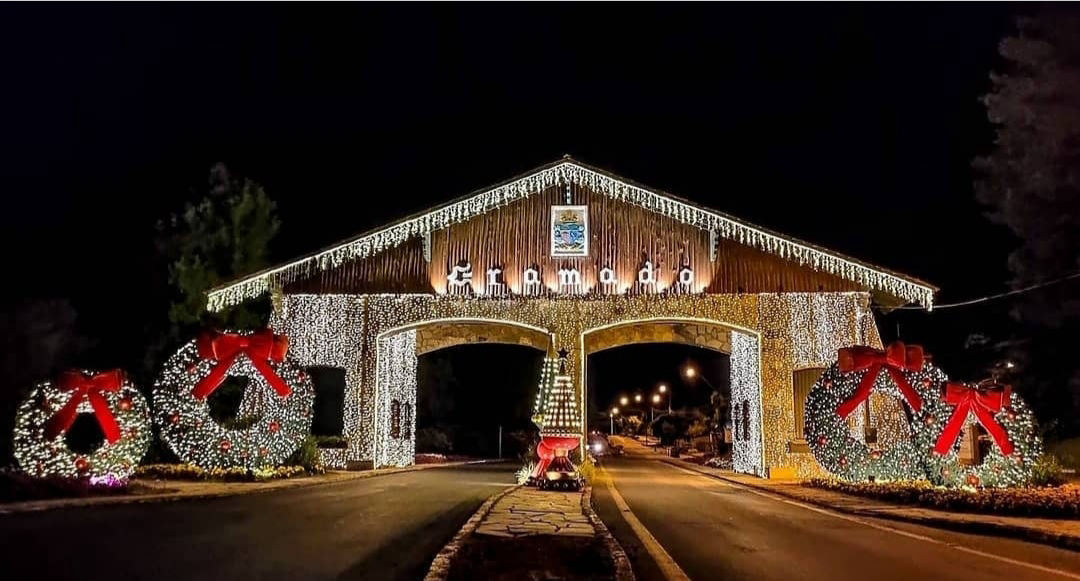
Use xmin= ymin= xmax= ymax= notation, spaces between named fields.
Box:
xmin=207 ymin=158 xmax=935 ymax=311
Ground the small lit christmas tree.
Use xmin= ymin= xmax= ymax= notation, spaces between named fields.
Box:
xmin=531 ymin=353 xmax=559 ymax=427
xmin=531 ymin=348 xmax=583 ymax=490
xmin=540 ymin=354 xmax=582 ymax=438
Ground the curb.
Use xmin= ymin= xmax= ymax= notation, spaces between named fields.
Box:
xmin=663 ymin=459 xmax=1080 ymax=552
xmin=0 ymin=459 xmax=507 ymax=516
xmin=583 ymin=484 xmax=636 ymax=581
xmin=423 ymin=483 xmax=521 ymax=581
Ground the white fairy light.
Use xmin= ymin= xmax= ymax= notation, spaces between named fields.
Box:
xmin=152 ymin=333 xmax=315 ymax=470
xmin=14 ymin=371 xmax=151 ymax=480
xmin=270 ymin=291 xmax=872 ymax=477
xmin=207 ymin=161 xmax=934 ymax=311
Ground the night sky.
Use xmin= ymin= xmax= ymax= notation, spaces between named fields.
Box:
xmin=1 ymin=4 xmax=1022 ymax=374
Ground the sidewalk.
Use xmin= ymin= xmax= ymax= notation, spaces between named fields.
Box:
xmin=669 ymin=459 xmax=1080 ymax=551
xmin=426 ymin=484 xmax=634 ymax=581
xmin=0 ymin=459 xmax=501 ymax=516
xmin=475 ymin=486 xmax=596 ymax=537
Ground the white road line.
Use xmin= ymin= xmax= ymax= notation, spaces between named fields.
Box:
xmin=602 ymin=471 xmax=691 ymax=581
xmin=663 ymin=462 xmax=1080 ymax=581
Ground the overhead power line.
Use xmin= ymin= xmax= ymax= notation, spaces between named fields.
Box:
xmin=878 ymin=271 xmax=1080 ymax=311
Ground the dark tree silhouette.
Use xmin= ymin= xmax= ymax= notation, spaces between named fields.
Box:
xmin=974 ymin=8 xmax=1080 ymax=438
xmin=156 ymin=163 xmax=281 ymax=339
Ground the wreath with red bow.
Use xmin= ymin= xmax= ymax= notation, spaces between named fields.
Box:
xmin=153 ymin=329 xmax=315 ymax=469
xmin=912 ymin=379 xmax=1042 ymax=488
xmin=13 ymin=369 xmax=151 ymax=480
xmin=804 ymin=342 xmax=944 ymax=482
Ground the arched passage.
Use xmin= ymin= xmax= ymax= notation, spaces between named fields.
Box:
xmin=581 ymin=318 xmax=764 ymax=475
xmin=375 ymin=319 xmax=553 ymax=467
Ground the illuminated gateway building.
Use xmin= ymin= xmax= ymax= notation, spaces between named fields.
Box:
xmin=207 ymin=158 xmax=934 ymax=476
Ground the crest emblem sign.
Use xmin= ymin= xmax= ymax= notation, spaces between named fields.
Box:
xmin=550 ymin=205 xmax=588 ymax=257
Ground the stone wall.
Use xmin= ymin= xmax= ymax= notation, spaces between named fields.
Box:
xmin=584 ymin=321 xmax=731 ymax=354
xmin=415 ymin=321 xmax=551 ymax=355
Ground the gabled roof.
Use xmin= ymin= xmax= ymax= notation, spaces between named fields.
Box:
xmin=207 ymin=157 xmax=935 ymax=311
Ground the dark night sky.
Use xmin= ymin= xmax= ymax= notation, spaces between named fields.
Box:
xmin=0 ymin=4 xmax=1023 ymax=371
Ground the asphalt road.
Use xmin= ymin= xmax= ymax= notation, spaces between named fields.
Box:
xmin=593 ymin=454 xmax=1080 ymax=581
xmin=0 ymin=463 xmax=513 ymax=581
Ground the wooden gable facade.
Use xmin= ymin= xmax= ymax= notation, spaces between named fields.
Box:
xmin=283 ymin=182 xmax=868 ymax=298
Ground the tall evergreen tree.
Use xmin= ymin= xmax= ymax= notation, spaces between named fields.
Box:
xmin=157 ymin=163 xmax=281 ymax=340
xmin=974 ymin=8 xmax=1080 ymax=437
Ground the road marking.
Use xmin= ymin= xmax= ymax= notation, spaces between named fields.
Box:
xmin=602 ymin=471 xmax=691 ymax=581
xmin=663 ymin=462 xmax=1080 ymax=581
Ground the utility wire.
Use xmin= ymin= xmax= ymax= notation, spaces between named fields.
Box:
xmin=877 ymin=270 xmax=1080 ymax=311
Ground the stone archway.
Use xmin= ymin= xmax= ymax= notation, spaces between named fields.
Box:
xmin=581 ymin=318 xmax=764 ymax=476
xmin=374 ymin=318 xmax=553 ymax=467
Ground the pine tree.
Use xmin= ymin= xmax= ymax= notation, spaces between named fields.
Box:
xmin=157 ymin=163 xmax=281 ymax=337
xmin=974 ymin=8 xmax=1080 ymax=437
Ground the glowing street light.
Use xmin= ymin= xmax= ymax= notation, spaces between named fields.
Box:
xmin=619 ymin=396 xmax=629 ymax=406
xmin=684 ymin=366 xmax=697 ymax=378
xmin=634 ymin=394 xmax=642 ymax=403
xmin=658 ymin=383 xmax=667 ymax=393
xmin=652 ymin=394 xmax=661 ymax=404
xmin=609 ymin=407 xmax=619 ymax=435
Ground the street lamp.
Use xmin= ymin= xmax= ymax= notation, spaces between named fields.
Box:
xmin=684 ymin=366 xmax=696 ymax=378
xmin=634 ymin=393 xmax=642 ymax=403
xmin=658 ymin=383 xmax=667 ymax=394
xmin=610 ymin=407 xmax=619 ymax=435
xmin=619 ymin=396 xmax=629 ymax=406
xmin=652 ymin=393 xmax=661 ymax=404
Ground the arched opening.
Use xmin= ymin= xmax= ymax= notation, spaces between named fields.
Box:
xmin=587 ymin=343 xmax=730 ymax=454
xmin=581 ymin=319 xmax=764 ymax=475
xmin=416 ymin=344 xmax=545 ymax=460
xmin=374 ymin=319 xmax=552 ymax=467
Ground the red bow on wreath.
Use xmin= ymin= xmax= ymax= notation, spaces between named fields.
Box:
xmin=45 ymin=370 xmax=124 ymax=443
xmin=192 ymin=330 xmax=291 ymax=400
xmin=835 ymin=341 xmax=925 ymax=418
xmin=933 ymin=381 xmax=1014 ymax=456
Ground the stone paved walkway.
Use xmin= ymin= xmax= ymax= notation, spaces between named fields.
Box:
xmin=474 ymin=487 xmax=596 ymax=538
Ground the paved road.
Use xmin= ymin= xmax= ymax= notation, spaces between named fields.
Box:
xmin=0 ymin=464 xmax=513 ymax=581
xmin=593 ymin=454 xmax=1080 ymax=581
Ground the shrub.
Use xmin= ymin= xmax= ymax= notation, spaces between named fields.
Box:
xmin=804 ymin=478 xmax=1080 ymax=518
xmin=0 ymin=469 xmax=129 ymax=502
xmin=1050 ymin=437 xmax=1080 ymax=470
xmin=314 ymin=435 xmax=348 ymax=449
xmin=134 ymin=463 xmax=308 ymax=482
xmin=576 ymin=456 xmax=596 ymax=485
xmin=516 ymin=461 xmax=536 ymax=484
xmin=416 ymin=426 xmax=453 ymax=454
xmin=1031 ymin=453 xmax=1067 ymax=487
xmin=286 ymin=435 xmax=324 ymax=474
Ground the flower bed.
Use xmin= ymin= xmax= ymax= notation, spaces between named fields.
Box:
xmin=805 ymin=478 xmax=1080 ymax=518
xmin=135 ymin=463 xmax=308 ymax=482
xmin=0 ymin=469 xmax=130 ymax=503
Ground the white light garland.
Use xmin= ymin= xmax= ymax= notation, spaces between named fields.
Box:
xmin=730 ymin=331 xmax=764 ymax=476
xmin=153 ymin=334 xmax=315 ymax=470
xmin=14 ymin=371 xmax=151 ymax=480
xmin=272 ymin=291 xmax=873 ymax=476
xmin=207 ymin=161 xmax=934 ymax=311
xmin=374 ymin=329 xmax=417 ymax=468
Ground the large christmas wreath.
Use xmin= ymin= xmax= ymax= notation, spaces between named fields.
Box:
xmin=805 ymin=342 xmax=942 ymax=482
xmin=13 ymin=369 xmax=151 ymax=480
xmin=913 ymin=379 xmax=1042 ymax=488
xmin=153 ymin=329 xmax=314 ymax=469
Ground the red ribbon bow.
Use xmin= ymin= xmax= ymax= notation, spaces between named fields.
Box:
xmin=835 ymin=341 xmax=925 ymax=418
xmin=933 ymin=381 xmax=1014 ymax=456
xmin=45 ymin=370 xmax=125 ymax=443
xmin=192 ymin=330 xmax=291 ymax=400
